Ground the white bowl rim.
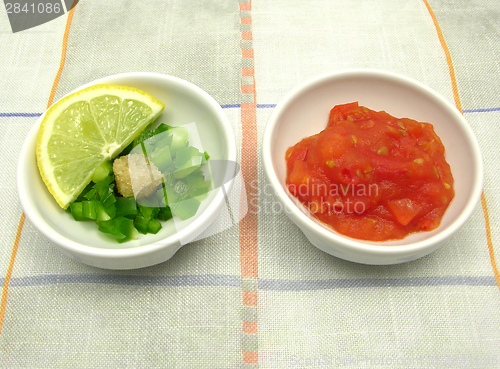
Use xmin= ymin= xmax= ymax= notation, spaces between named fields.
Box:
xmin=262 ymin=68 xmax=484 ymax=256
xmin=17 ymin=72 xmax=237 ymax=261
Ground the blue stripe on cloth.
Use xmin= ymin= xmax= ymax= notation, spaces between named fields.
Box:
xmin=1 ymin=105 xmax=499 ymax=116
xmin=8 ymin=274 xmax=241 ymax=288
xmin=2 ymin=274 xmax=497 ymax=290
xmin=220 ymin=104 xmax=241 ymax=109
xmin=220 ymin=104 xmax=498 ymax=112
xmin=463 ymin=106 xmax=500 ymax=113
xmin=0 ymin=113 xmax=42 ymax=117
xmin=259 ymin=275 xmax=497 ymax=291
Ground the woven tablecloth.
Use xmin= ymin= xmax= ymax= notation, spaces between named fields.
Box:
xmin=1 ymin=0 xmax=500 ymax=368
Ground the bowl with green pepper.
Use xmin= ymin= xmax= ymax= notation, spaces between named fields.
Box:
xmin=18 ymin=72 xmax=237 ymax=269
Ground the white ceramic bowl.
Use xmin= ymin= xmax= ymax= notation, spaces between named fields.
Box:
xmin=17 ymin=72 xmax=236 ymax=269
xmin=263 ymin=69 xmax=483 ymax=265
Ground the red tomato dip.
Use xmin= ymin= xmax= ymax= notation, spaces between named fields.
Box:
xmin=286 ymin=102 xmax=454 ymax=241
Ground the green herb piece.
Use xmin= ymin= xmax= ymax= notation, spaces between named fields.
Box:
xmin=96 ymin=219 xmax=127 ymax=241
xmin=150 ymin=145 xmax=172 ymax=172
xmin=171 ymin=197 xmax=201 ymax=221
xmin=92 ymin=161 xmax=113 ymax=183
xmin=97 ymin=217 xmax=139 ymax=243
xmin=148 ymin=219 xmax=162 ymax=234
xmin=167 ymin=126 xmax=189 ymax=155
xmin=154 ymin=135 xmax=173 ymax=150
xmin=184 ymin=169 xmax=205 ymax=186
xmin=83 ymin=188 xmax=97 ymax=200
xmin=103 ymin=202 xmax=116 ymax=219
xmin=82 ymin=200 xmax=98 ymax=220
xmin=189 ymin=180 xmax=212 ymax=197
xmin=134 ymin=215 xmax=150 ymax=235
xmin=141 ymin=142 xmax=154 ymax=156
xmin=138 ymin=204 xmax=159 ymax=221
xmin=115 ymin=197 xmax=138 ymax=217
xmin=121 ymin=124 xmax=173 ymax=156
xmin=137 ymin=194 xmax=162 ymax=209
xmin=173 ymin=156 xmax=203 ymax=179
xmin=69 ymin=202 xmax=85 ymax=221
xmin=94 ymin=175 xmax=115 ymax=201
xmin=133 ymin=123 xmax=172 ymax=147
xmin=96 ymin=202 xmax=112 ymax=221
xmin=161 ymin=186 xmax=179 ymax=207
xmin=101 ymin=191 xmax=117 ymax=209
xmin=157 ymin=206 xmax=173 ymax=221
xmin=76 ymin=182 xmax=94 ymax=202
xmin=174 ymin=147 xmax=202 ymax=168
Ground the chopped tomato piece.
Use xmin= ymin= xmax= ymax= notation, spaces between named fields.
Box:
xmin=386 ymin=198 xmax=421 ymax=226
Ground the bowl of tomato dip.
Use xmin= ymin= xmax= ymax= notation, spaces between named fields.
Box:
xmin=262 ymin=69 xmax=483 ymax=265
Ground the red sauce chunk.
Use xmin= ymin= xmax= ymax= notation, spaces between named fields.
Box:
xmin=285 ymin=102 xmax=455 ymax=241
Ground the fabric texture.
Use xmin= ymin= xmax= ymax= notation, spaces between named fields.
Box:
xmin=1 ymin=0 xmax=499 ymax=368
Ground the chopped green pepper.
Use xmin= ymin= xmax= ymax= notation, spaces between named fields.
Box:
xmin=148 ymin=219 xmax=162 ymax=234
xmin=92 ymin=161 xmax=113 ymax=183
xmin=134 ymin=215 xmax=150 ymax=235
xmin=68 ymin=121 xmax=213 ymax=242
xmin=171 ymin=197 xmax=201 ymax=221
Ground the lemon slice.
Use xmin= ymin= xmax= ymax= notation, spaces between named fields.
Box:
xmin=36 ymin=84 xmax=165 ymax=209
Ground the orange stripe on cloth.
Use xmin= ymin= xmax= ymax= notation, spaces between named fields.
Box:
xmin=242 ymin=48 xmax=254 ymax=59
xmin=239 ymin=0 xmax=258 ymax=366
xmin=47 ymin=4 xmax=77 ymax=108
xmin=242 ymin=67 xmax=255 ymax=77
xmin=423 ymin=0 xmax=500 ymax=292
xmin=243 ymin=321 xmax=258 ymax=334
xmin=243 ymin=350 xmax=259 ymax=364
xmin=0 ymin=214 xmax=25 ymax=335
xmin=240 ymin=102 xmax=258 ymax=278
xmin=0 ymin=3 xmax=78 ymax=336
xmin=422 ymin=0 xmax=462 ymax=113
xmin=481 ymin=194 xmax=500 ymax=291
xmin=239 ymin=3 xmax=251 ymax=11
xmin=241 ymin=84 xmax=254 ymax=95
xmin=242 ymin=32 xmax=253 ymax=41
xmin=243 ymin=291 xmax=258 ymax=306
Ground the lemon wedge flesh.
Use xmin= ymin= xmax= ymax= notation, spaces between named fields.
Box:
xmin=36 ymin=84 xmax=165 ymax=209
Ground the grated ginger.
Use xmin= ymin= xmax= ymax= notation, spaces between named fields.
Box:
xmin=113 ymin=154 xmax=164 ymax=199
